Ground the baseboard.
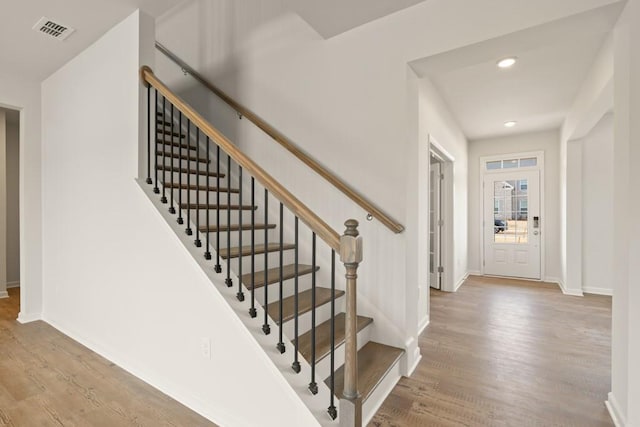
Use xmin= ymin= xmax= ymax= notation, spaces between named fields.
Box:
xmin=418 ymin=316 xmax=430 ymax=335
xmin=561 ymin=287 xmax=584 ymax=297
xmin=544 ymin=276 xmax=561 ymax=285
xmin=0 ymin=290 xmax=8 ymax=299
xmin=17 ymin=312 xmax=42 ymax=323
xmin=42 ymin=317 xmax=242 ymax=427
xmin=583 ymin=287 xmax=613 ymax=296
xmin=467 ymin=270 xmax=481 ymax=276
xmin=606 ymin=392 xmax=626 ymax=427
xmin=548 ymin=277 xmax=584 ymax=297
xmin=7 ymin=281 xmax=20 ymax=289
xmin=453 ymin=272 xmax=469 ymax=292
xmin=406 ymin=352 xmax=422 ymax=377
xmin=402 ymin=336 xmax=422 ymax=377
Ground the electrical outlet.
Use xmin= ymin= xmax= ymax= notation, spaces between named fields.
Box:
xmin=200 ymin=337 xmax=211 ymax=360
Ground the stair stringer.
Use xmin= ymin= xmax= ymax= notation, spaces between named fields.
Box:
xmin=139 ymin=180 xmax=340 ymax=426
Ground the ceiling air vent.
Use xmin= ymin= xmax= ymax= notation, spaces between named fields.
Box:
xmin=32 ymin=17 xmax=75 ymax=41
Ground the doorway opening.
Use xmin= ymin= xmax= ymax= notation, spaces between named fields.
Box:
xmin=0 ymin=107 xmax=20 ymax=300
xmin=429 ymin=151 xmax=444 ymax=290
xmin=428 ymin=137 xmax=454 ymax=291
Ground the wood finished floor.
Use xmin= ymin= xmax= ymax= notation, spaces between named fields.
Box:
xmin=370 ymin=275 xmax=613 ymax=427
xmin=0 ymin=288 xmax=216 ymax=427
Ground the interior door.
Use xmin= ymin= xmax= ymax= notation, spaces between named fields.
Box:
xmin=429 ymin=156 xmax=442 ymax=289
xmin=483 ymin=170 xmax=541 ymax=279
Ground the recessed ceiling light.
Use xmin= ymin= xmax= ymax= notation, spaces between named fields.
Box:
xmin=497 ymin=57 xmax=517 ymax=69
xmin=504 ymin=121 xmax=517 ymax=128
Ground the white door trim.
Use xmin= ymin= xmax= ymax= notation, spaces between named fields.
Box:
xmin=479 ymin=151 xmax=545 ymax=280
xmin=429 ymin=135 xmax=455 ymax=291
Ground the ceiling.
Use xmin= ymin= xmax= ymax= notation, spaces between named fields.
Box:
xmin=284 ymin=0 xmax=426 ymax=39
xmin=0 ymin=0 xmax=184 ymax=81
xmin=410 ymin=2 xmax=624 ymax=141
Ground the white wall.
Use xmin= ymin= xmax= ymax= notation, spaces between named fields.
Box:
xmin=41 ymin=10 xmax=317 ymax=427
xmin=468 ymin=130 xmax=561 ymax=282
xmin=6 ymin=116 xmax=20 ymax=286
xmin=560 ymin=35 xmax=614 ymax=294
xmin=0 ymin=71 xmax=42 ymax=318
xmin=0 ymin=110 xmax=6 ymax=298
xmin=609 ymin=0 xmax=640 ymax=424
xmin=406 ymin=71 xmax=469 ymax=345
xmin=417 ymin=77 xmax=469 ymax=293
xmin=581 ymin=113 xmax=614 ymax=295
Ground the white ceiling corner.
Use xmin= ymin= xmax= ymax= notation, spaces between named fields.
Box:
xmin=285 ymin=0 xmax=426 ymax=38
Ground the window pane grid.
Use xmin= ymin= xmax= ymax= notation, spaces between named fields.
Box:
xmin=485 ymin=157 xmax=538 ymax=171
xmin=493 ymin=179 xmax=529 ymax=244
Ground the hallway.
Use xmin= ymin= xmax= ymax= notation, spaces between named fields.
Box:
xmin=371 ymin=276 xmax=612 ymax=426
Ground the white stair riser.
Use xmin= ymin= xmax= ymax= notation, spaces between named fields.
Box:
xmin=279 ymin=297 xmax=345 ymax=339
xmin=312 ymin=325 xmax=372 ymax=384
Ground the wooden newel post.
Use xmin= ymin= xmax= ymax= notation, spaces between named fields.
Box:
xmin=339 ymin=219 xmax=363 ymax=427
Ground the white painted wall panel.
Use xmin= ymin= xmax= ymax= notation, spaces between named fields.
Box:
xmin=581 ymin=113 xmax=614 ymax=294
xmin=0 ymin=110 xmax=6 ymax=298
xmin=41 ymin=10 xmax=317 ymax=427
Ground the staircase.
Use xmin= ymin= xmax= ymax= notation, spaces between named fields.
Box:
xmin=142 ymin=66 xmax=405 ymax=426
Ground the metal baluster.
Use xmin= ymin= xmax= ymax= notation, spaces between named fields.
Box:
xmin=328 ymin=249 xmax=337 ymax=419
xmin=204 ymin=137 xmax=212 ymax=260
xmin=249 ymin=177 xmax=257 ymax=318
xmin=185 ymin=119 xmax=192 ymax=235
xmin=146 ymin=85 xmax=152 ymax=185
xmin=160 ymin=96 xmax=167 ymax=204
xmin=177 ymin=111 xmax=184 ymax=224
xmin=213 ymin=145 xmax=221 ymax=269
xmin=292 ymin=217 xmax=301 ymax=373
xmin=277 ymin=203 xmax=285 ymax=354
xmin=225 ymin=154 xmax=232 ymax=287
xmin=194 ymin=129 xmax=202 ymax=247
xmin=168 ymin=103 xmax=176 ymax=214
xmin=236 ymin=166 xmax=245 ymax=301
xmin=262 ymin=189 xmax=271 ymax=335
xmin=153 ymin=90 xmax=159 ymax=194
xmin=309 ymin=232 xmax=318 ymax=394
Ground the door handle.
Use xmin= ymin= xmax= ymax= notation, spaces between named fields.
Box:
xmin=533 ymin=230 xmax=539 ymax=236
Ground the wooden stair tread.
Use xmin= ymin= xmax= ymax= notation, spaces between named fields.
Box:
xmin=157 ymin=139 xmax=197 ymax=151
xmin=184 ymin=204 xmax=255 ymax=210
xmin=199 ymin=223 xmax=276 ymax=232
xmin=158 ymin=151 xmax=209 ymax=163
xmin=266 ymin=287 xmax=345 ymax=325
xmin=326 ymin=342 xmax=404 ymax=403
xmin=219 ymin=243 xmax=295 ymax=259
xmin=296 ymin=313 xmax=373 ymax=364
xmin=165 ymin=183 xmax=240 ymax=193
xmin=241 ymin=264 xmax=318 ymax=290
xmin=156 ymin=165 xmax=224 ymax=178
xmin=157 ymin=119 xmax=172 ymax=126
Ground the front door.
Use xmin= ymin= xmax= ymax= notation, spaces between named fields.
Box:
xmin=483 ymin=170 xmax=541 ymax=279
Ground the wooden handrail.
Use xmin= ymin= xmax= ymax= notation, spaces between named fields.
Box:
xmin=155 ymin=42 xmax=405 ymax=234
xmin=142 ymin=66 xmax=341 ymax=251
